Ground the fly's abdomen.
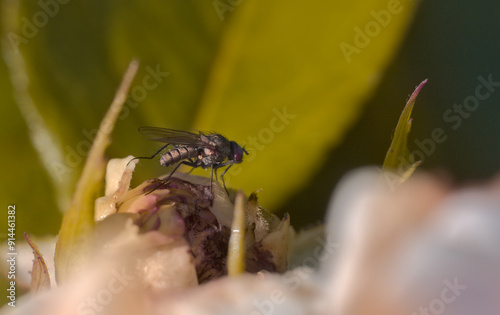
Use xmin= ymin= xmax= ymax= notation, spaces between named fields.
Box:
xmin=160 ymin=146 xmax=198 ymax=167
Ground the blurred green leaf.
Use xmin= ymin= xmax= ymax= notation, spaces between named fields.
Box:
xmin=108 ymin=0 xmax=421 ymax=209
xmin=1 ymin=0 xmax=421 ymax=232
xmin=0 ymin=2 xmax=62 ymax=238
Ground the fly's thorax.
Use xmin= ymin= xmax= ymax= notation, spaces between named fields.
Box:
xmin=199 ymin=147 xmax=225 ymax=166
xmin=205 ymin=134 xmax=231 ymax=157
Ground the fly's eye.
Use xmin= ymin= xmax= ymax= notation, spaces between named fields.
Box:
xmin=235 ymin=150 xmax=243 ymax=162
xmin=230 ymin=141 xmax=244 ymax=163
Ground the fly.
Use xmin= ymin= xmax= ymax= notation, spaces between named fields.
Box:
xmin=130 ymin=127 xmax=248 ymax=195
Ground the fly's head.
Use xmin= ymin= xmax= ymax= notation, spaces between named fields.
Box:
xmin=230 ymin=141 xmax=248 ymax=164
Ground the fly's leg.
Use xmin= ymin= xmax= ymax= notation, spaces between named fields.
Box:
xmin=220 ymin=164 xmax=233 ymax=195
xmin=127 ymin=143 xmax=171 ymax=166
xmin=215 ymin=161 xmax=234 ymax=196
xmin=209 ymin=164 xmax=214 ymax=196
xmin=146 ymin=160 xmax=197 ymax=195
xmin=212 ymin=161 xmax=234 ymax=195
xmin=186 ymin=158 xmax=197 ymax=174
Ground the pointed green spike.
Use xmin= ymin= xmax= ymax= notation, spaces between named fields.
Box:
xmin=383 ymin=79 xmax=428 ymax=178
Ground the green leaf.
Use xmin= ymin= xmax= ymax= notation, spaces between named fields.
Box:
xmin=2 ymin=0 xmax=421 ymax=225
xmin=0 ymin=2 xmax=63 ymax=237
xmin=108 ymin=0 xmax=421 ymax=209
xmin=383 ymin=79 xmax=428 ymax=175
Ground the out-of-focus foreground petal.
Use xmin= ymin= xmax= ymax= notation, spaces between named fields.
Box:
xmin=5 ymin=168 xmax=500 ymax=315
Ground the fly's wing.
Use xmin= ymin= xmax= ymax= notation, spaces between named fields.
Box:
xmin=138 ymin=127 xmax=212 ymax=148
